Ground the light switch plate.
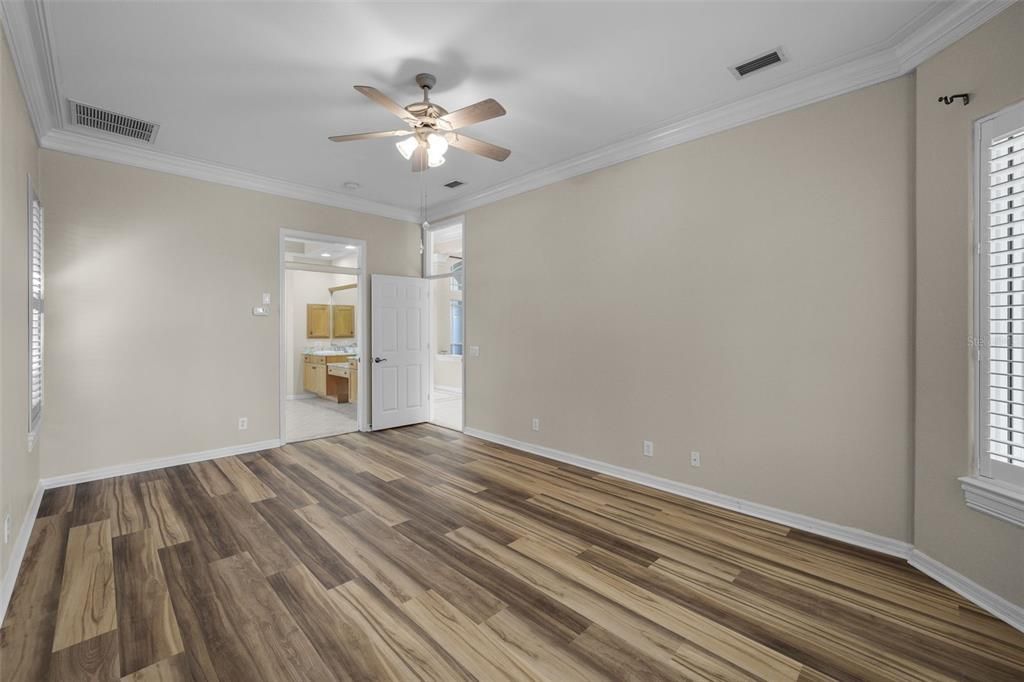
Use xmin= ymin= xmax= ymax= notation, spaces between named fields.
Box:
xmin=252 ymin=306 xmax=269 ymax=316
xmin=470 ymin=346 xmax=480 ymax=357
xmin=262 ymin=292 xmax=272 ymax=305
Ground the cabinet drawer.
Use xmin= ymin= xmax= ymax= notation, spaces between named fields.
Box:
xmin=304 ymin=355 xmax=326 ymax=365
xmin=328 ymin=365 xmax=349 ymax=378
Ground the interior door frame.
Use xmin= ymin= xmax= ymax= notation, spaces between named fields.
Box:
xmin=422 ymin=215 xmax=467 ymax=432
xmin=278 ymin=228 xmax=369 ymax=442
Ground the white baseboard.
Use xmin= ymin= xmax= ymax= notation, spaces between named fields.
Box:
xmin=433 ymin=385 xmax=463 ymax=395
xmin=464 ymin=427 xmax=1024 ymax=633
xmin=0 ymin=481 xmax=45 ymax=626
xmin=287 ymin=393 xmax=316 ymax=401
xmin=464 ymin=428 xmax=911 ymax=559
xmin=39 ymin=438 xmax=284 ymax=489
xmin=909 ymin=550 xmax=1024 ymax=634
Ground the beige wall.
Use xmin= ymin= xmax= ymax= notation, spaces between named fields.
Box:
xmin=465 ymin=76 xmax=916 ymax=541
xmin=284 ymin=269 xmax=357 ymax=396
xmin=914 ymin=3 xmax=1024 ymax=606
xmin=38 ymin=150 xmax=418 ymax=478
xmin=0 ymin=28 xmax=41 ymax=591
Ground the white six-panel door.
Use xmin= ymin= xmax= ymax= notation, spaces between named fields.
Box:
xmin=371 ymin=274 xmax=430 ymax=430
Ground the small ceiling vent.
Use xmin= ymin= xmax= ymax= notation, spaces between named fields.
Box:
xmin=730 ymin=49 xmax=785 ymax=79
xmin=68 ymin=100 xmax=159 ymax=143
xmin=443 ymin=180 xmax=465 ymax=189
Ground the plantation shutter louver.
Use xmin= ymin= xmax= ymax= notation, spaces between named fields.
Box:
xmin=29 ymin=190 xmax=44 ymax=435
xmin=981 ymin=104 xmax=1024 ymax=488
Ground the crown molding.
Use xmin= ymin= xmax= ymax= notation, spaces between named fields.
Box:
xmin=2 ymin=0 xmax=418 ymax=223
xmin=0 ymin=0 xmax=60 ymax=139
xmin=429 ymin=0 xmax=1015 ymax=220
xmin=893 ymin=0 xmax=1015 ymax=71
xmin=40 ymin=129 xmax=420 ymax=222
xmin=3 ymin=0 xmax=1014 ymax=223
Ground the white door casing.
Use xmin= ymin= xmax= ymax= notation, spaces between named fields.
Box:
xmin=371 ymin=274 xmax=430 ymax=430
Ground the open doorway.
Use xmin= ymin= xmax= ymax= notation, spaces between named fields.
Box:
xmin=425 ymin=218 xmax=464 ymax=432
xmin=280 ymin=231 xmax=366 ymax=442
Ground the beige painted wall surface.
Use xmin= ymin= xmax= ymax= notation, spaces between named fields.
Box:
xmin=914 ymin=3 xmax=1024 ymax=606
xmin=465 ymin=76 xmax=916 ymax=541
xmin=39 ymin=150 xmax=418 ymax=478
xmin=0 ymin=27 xmax=40 ymax=591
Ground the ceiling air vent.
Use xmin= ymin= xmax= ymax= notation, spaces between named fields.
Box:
xmin=444 ymin=180 xmax=465 ymax=189
xmin=730 ymin=49 xmax=785 ymax=79
xmin=68 ymin=100 xmax=160 ymax=143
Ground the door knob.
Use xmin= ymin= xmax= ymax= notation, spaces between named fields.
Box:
xmin=374 ymin=357 xmax=387 ymax=363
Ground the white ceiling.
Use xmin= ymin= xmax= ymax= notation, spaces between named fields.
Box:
xmin=41 ymin=1 xmax=949 ymax=215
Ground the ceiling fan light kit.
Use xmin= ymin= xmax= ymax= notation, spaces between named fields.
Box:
xmin=329 ymin=72 xmax=510 ymax=172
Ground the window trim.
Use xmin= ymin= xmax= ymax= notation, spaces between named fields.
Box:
xmin=27 ymin=177 xmax=44 ymax=451
xmin=968 ymin=99 xmax=1024 ymax=526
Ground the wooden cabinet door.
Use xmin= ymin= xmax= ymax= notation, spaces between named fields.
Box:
xmin=332 ymin=305 xmax=355 ymax=338
xmin=307 ymin=304 xmax=330 ymax=338
xmin=349 ymin=366 xmax=358 ymax=403
xmin=314 ymin=365 xmax=327 ymax=396
xmin=302 ymin=362 xmax=317 ymax=393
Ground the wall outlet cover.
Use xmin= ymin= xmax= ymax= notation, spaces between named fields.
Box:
xmin=531 ymin=417 xmax=540 ymax=431
xmin=690 ymin=451 xmax=701 ymax=467
xmin=238 ymin=417 xmax=249 ymax=430
xmin=643 ymin=440 xmax=654 ymax=457
xmin=262 ymin=292 xmax=272 ymax=305
xmin=469 ymin=346 xmax=480 ymax=357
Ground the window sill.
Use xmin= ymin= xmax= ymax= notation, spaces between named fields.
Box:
xmin=960 ymin=476 xmax=1024 ymax=528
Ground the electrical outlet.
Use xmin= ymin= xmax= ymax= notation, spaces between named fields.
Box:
xmin=3 ymin=514 xmax=10 ymax=545
xmin=642 ymin=440 xmax=654 ymax=457
xmin=690 ymin=451 xmax=701 ymax=467
xmin=531 ymin=417 xmax=540 ymax=431
xmin=238 ymin=417 xmax=248 ymax=431
xmin=262 ymin=292 xmax=272 ymax=305
xmin=470 ymin=345 xmax=480 ymax=357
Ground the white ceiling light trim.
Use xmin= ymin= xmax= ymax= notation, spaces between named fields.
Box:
xmin=1 ymin=0 xmax=1014 ymax=225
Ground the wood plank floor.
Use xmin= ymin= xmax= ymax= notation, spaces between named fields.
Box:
xmin=2 ymin=424 xmax=1023 ymax=681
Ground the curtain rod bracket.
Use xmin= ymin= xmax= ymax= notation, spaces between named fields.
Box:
xmin=938 ymin=93 xmax=970 ymax=106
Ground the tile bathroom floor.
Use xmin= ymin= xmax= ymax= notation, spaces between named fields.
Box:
xmin=285 ymin=396 xmax=358 ymax=442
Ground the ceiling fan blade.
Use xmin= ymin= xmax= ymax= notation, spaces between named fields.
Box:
xmin=437 ymin=98 xmax=506 ymax=131
xmin=354 ymin=85 xmax=418 ymax=124
xmin=328 ymin=130 xmax=412 ymax=142
xmin=411 ymin=146 xmax=427 ymax=172
xmin=447 ymin=134 xmax=511 ymax=161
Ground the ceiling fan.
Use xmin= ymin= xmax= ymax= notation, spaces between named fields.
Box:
xmin=329 ymin=73 xmax=510 ymax=172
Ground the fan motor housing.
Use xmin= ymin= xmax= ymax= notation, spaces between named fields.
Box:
xmin=405 ymin=101 xmax=448 ymax=122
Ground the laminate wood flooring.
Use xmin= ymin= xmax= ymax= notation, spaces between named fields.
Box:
xmin=2 ymin=424 xmax=1022 ymax=681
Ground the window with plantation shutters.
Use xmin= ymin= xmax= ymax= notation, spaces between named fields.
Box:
xmin=978 ymin=101 xmax=1024 ymax=490
xmin=28 ymin=183 xmax=43 ymax=443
